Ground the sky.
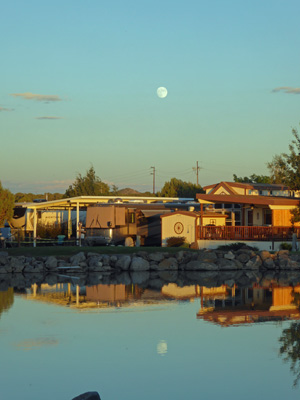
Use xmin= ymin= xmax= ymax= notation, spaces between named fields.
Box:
xmin=1 ymin=0 xmax=300 ymax=194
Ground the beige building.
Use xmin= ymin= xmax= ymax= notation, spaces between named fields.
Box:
xmin=161 ymin=210 xmax=227 ymax=246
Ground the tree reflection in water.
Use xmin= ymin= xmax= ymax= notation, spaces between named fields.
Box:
xmin=0 ymin=288 xmax=14 ymax=319
xmin=279 ymin=291 xmax=300 ymax=387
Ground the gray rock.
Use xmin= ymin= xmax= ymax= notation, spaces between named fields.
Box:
xmin=115 ymin=255 xmax=131 ymax=270
xmin=185 ymin=260 xmax=218 ymax=271
xmin=158 ymin=257 xmax=178 ymax=270
xmin=10 ymin=256 xmax=25 ymax=273
xmin=88 ymin=256 xmax=104 ymax=271
xmin=45 ymin=256 xmax=58 ymax=270
xmin=70 ymin=252 xmax=86 ymax=266
xmin=224 ymin=251 xmax=235 ymax=260
xmin=130 ymin=257 xmax=150 ymax=271
xmin=259 ymin=250 xmax=272 ymax=261
xmin=0 ymin=252 xmax=9 ymax=265
xmin=0 ymin=264 xmax=12 ymax=273
xmin=72 ymin=391 xmax=101 ymax=400
xmin=197 ymin=251 xmax=218 ymax=263
xmin=110 ymin=255 xmax=118 ymax=266
xmin=263 ymin=258 xmax=275 ymax=269
xmin=236 ymin=253 xmax=250 ymax=264
xmin=149 ymin=252 xmax=165 ymax=262
xmin=217 ymin=258 xmax=239 ymax=270
xmin=245 ymin=255 xmax=262 ymax=270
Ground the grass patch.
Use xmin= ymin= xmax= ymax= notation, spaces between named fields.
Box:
xmin=2 ymin=245 xmax=197 ymax=258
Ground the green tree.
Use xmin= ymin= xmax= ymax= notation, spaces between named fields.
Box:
xmin=279 ymin=321 xmax=300 ymax=387
xmin=233 ymin=174 xmax=271 ymax=184
xmin=267 ymin=126 xmax=300 ymax=190
xmin=0 ymin=288 xmax=14 ymax=320
xmin=0 ymin=181 xmax=14 ymax=227
xmin=158 ymin=178 xmax=204 ymax=199
xmin=64 ymin=166 xmax=110 ymax=197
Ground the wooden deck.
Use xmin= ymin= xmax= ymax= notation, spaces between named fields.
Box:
xmin=197 ymin=226 xmax=300 ymax=241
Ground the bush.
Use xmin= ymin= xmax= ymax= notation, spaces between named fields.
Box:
xmin=217 ymin=242 xmax=259 ymax=252
xmin=280 ymin=242 xmax=292 ymax=251
xmin=37 ymin=222 xmax=67 ymax=239
xmin=166 ymin=236 xmax=187 ymax=247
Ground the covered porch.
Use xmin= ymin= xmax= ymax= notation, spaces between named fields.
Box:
xmin=196 ymin=193 xmax=300 ymax=241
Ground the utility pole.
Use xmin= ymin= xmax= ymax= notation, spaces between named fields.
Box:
xmin=150 ymin=166 xmax=156 ymax=194
xmin=193 ymin=161 xmax=201 ymax=186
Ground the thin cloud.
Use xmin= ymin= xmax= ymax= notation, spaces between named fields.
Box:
xmin=35 ymin=116 xmax=63 ymax=120
xmin=272 ymin=87 xmax=300 ymax=94
xmin=0 ymin=107 xmax=14 ymax=112
xmin=9 ymin=92 xmax=62 ymax=102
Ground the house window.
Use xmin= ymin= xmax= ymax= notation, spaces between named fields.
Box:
xmin=224 ymin=203 xmax=232 ymax=209
xmin=264 ymin=209 xmax=272 ymax=225
xmin=215 ymin=204 xmax=222 ymax=209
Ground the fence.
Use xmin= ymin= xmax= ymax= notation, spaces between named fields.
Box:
xmin=197 ymin=226 xmax=300 ymax=241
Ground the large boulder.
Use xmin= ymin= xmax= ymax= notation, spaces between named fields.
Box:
xmin=70 ymin=252 xmax=86 ymax=266
xmin=130 ymin=257 xmax=150 ymax=271
xmin=0 ymin=252 xmax=9 ymax=265
xmin=45 ymin=256 xmax=58 ymax=270
xmin=148 ymin=252 xmax=165 ymax=262
xmin=245 ymin=255 xmax=262 ymax=270
xmin=115 ymin=255 xmax=131 ymax=271
xmin=10 ymin=256 xmax=26 ymax=273
xmin=197 ymin=251 xmax=218 ymax=263
xmin=88 ymin=256 xmax=104 ymax=272
xmin=185 ymin=261 xmax=218 ymax=271
xmin=158 ymin=257 xmax=178 ymax=270
xmin=217 ymin=258 xmax=240 ymax=270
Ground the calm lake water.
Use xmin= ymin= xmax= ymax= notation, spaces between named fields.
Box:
xmin=1 ymin=270 xmax=300 ymax=400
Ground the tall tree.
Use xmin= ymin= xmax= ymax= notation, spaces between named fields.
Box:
xmin=233 ymin=174 xmax=271 ymax=184
xmin=0 ymin=181 xmax=14 ymax=227
xmin=267 ymin=126 xmax=300 ymax=190
xmin=158 ymin=178 xmax=204 ymax=199
xmin=64 ymin=166 xmax=110 ymax=197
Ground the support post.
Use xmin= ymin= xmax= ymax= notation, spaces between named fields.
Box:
xmin=200 ymin=203 xmax=203 ymax=239
xmin=33 ymin=208 xmax=37 ymax=248
xmin=76 ymin=202 xmax=80 ymax=245
xmin=68 ymin=208 xmax=72 ymax=239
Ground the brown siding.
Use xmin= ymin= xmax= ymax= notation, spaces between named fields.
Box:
xmin=272 ymin=209 xmax=293 ymax=226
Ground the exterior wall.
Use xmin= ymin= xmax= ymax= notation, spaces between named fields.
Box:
xmin=272 ymin=209 xmax=294 ymax=226
xmin=233 ymin=187 xmax=246 ymax=195
xmin=214 ymin=187 xmax=231 ymax=195
xmin=202 ymin=215 xmax=227 ymax=226
xmin=161 ymin=214 xmax=196 ymax=246
xmin=252 ymin=208 xmax=263 ymax=226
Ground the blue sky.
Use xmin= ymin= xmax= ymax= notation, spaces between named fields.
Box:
xmin=1 ymin=0 xmax=300 ymax=193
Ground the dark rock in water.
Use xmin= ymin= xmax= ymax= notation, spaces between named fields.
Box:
xmin=72 ymin=392 xmax=101 ymax=400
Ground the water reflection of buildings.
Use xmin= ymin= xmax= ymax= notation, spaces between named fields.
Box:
xmin=25 ymin=282 xmax=300 ymax=325
xmin=27 ymin=283 xmax=173 ymax=309
xmin=197 ymin=285 xmax=300 ymax=326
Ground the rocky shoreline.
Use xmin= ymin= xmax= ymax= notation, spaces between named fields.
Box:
xmin=1 ymin=248 xmax=300 ymax=293
xmin=1 ymin=248 xmax=300 ymax=275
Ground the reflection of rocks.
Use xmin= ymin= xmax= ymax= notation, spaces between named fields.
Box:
xmin=130 ymin=271 xmax=150 ymax=284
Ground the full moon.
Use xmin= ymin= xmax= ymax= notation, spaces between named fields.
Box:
xmin=157 ymin=87 xmax=168 ymax=98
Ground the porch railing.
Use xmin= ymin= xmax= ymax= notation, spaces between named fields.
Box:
xmin=197 ymin=226 xmax=300 ymax=241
